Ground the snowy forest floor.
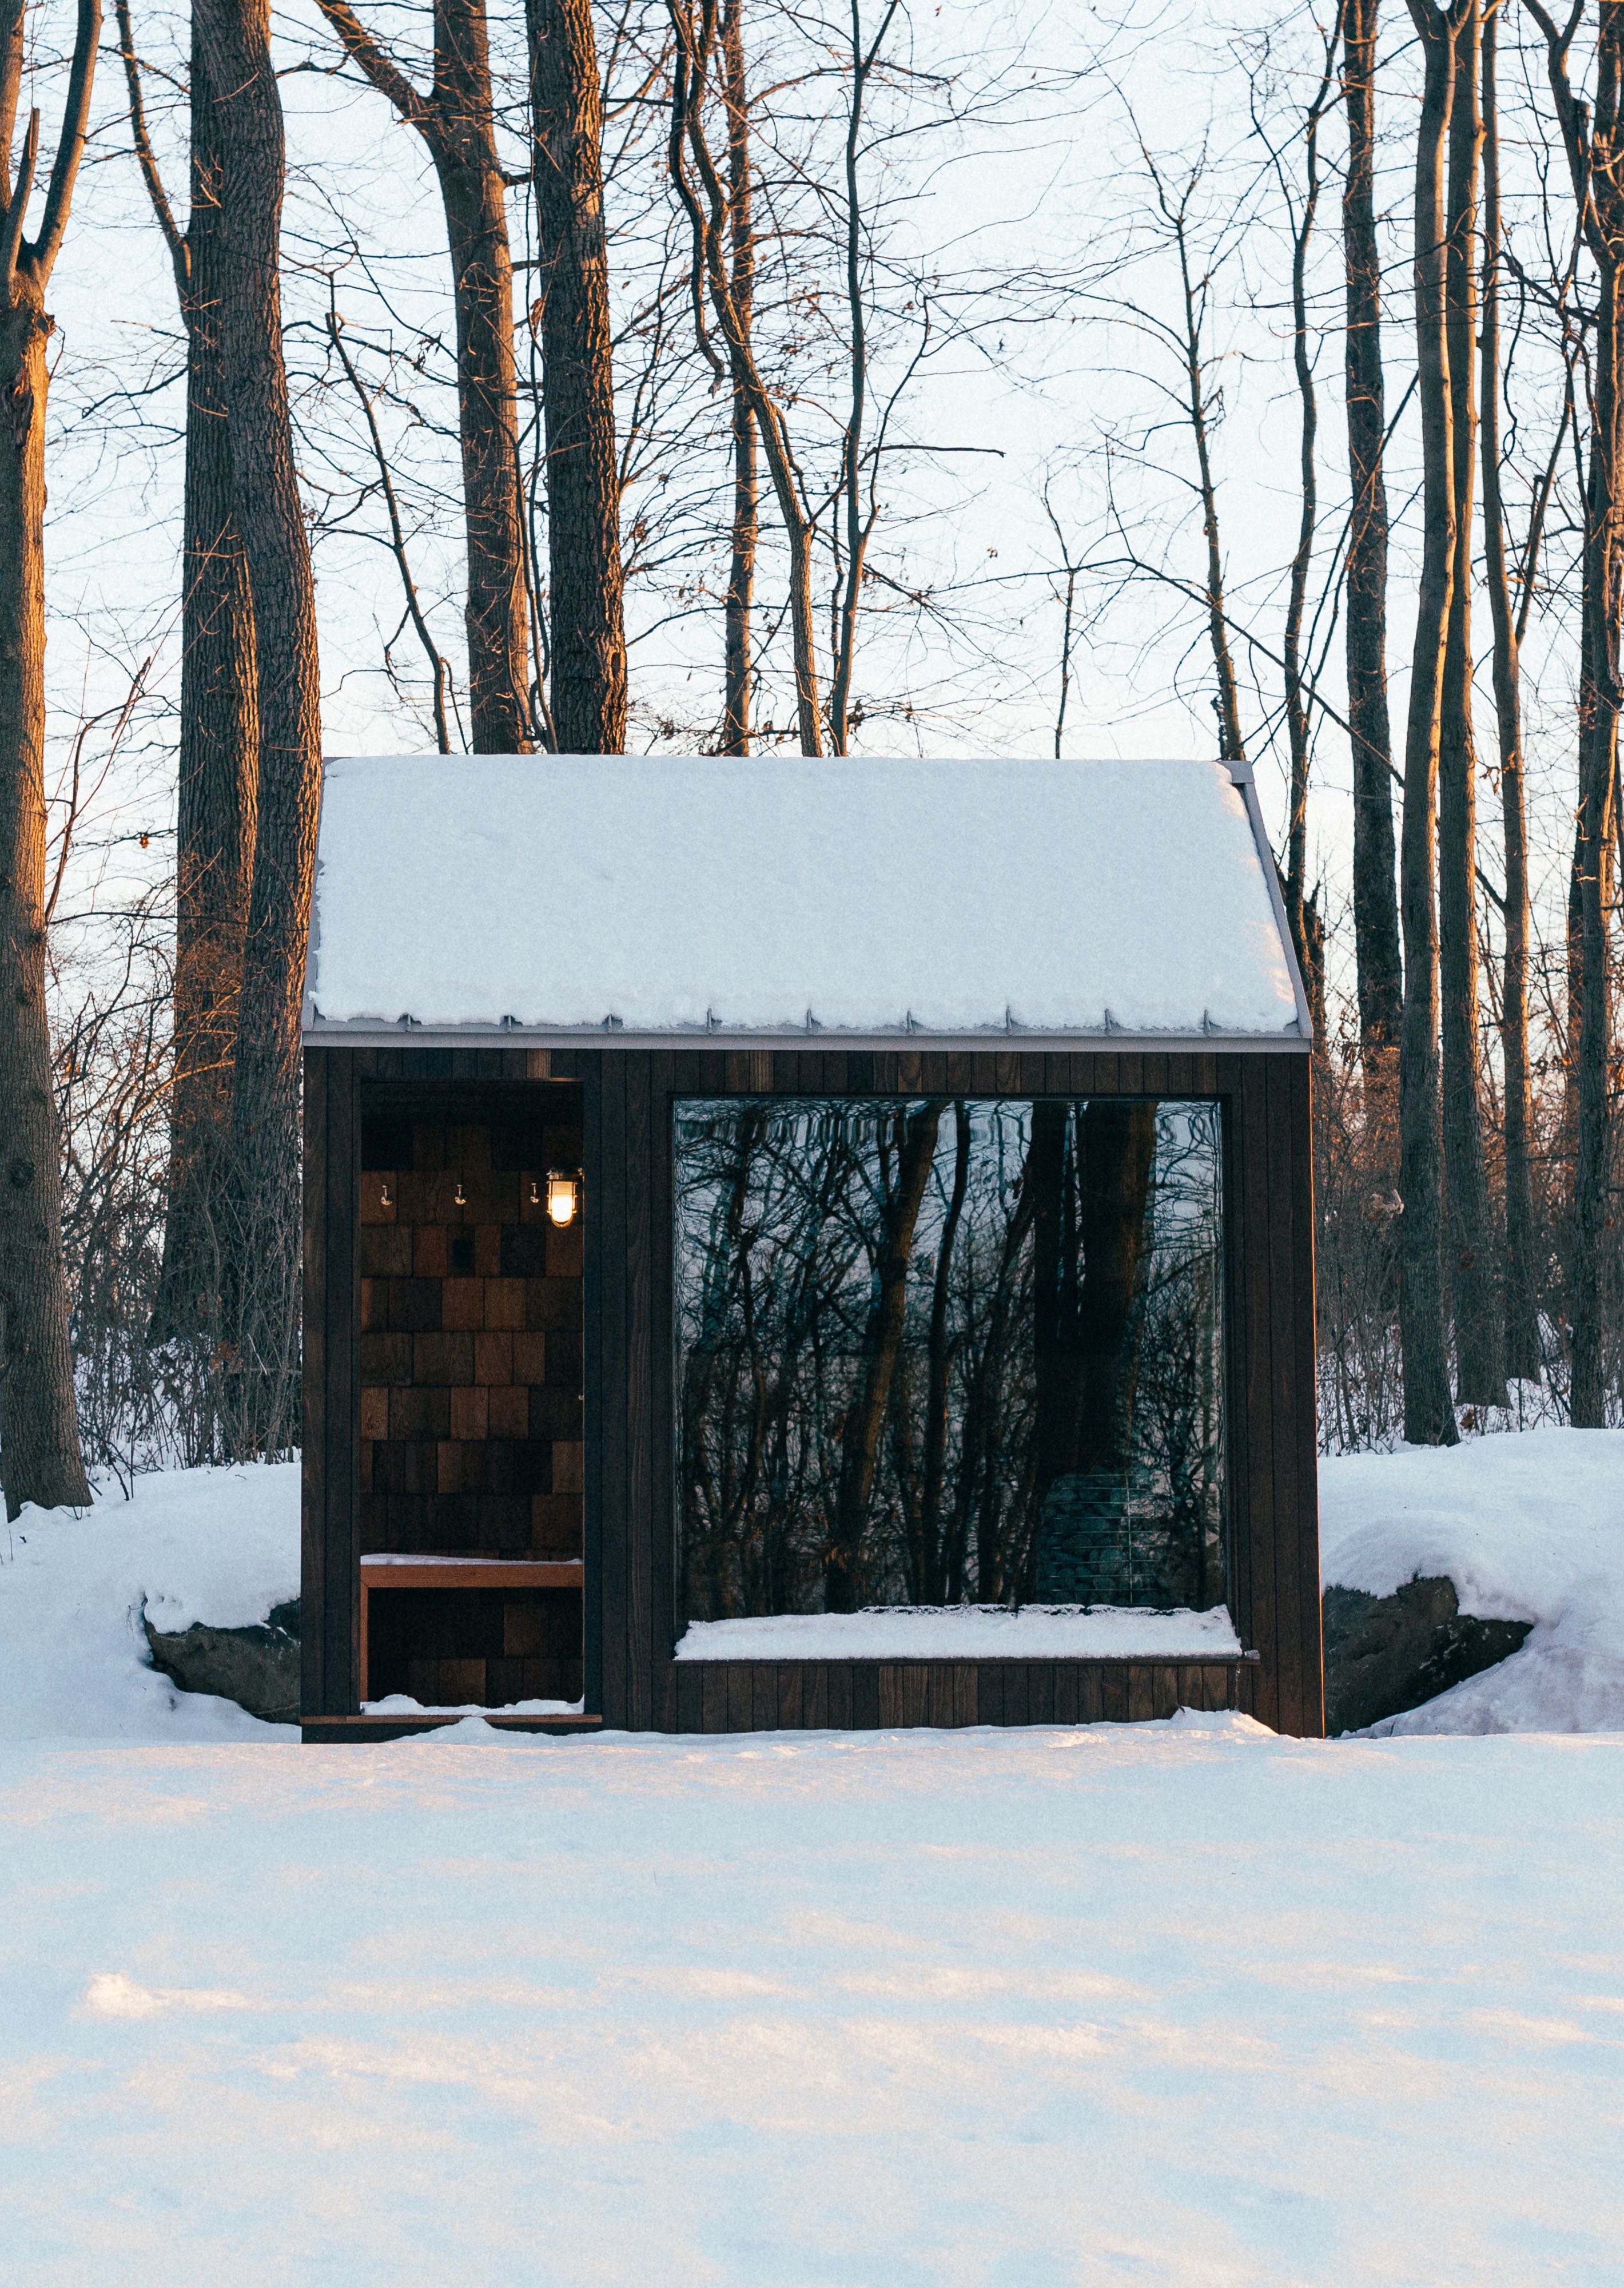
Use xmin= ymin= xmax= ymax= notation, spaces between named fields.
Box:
xmin=1 ymin=1443 xmax=1622 ymax=2282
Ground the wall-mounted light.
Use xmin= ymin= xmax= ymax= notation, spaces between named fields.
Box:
xmin=379 ymin=1180 xmax=393 ymax=1209
xmin=453 ymin=1178 xmax=467 ymax=1207
xmin=546 ymin=1167 xmax=581 ymax=1227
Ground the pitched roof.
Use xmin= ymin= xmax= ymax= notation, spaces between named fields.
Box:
xmin=301 ymin=753 xmax=1308 ymax=1047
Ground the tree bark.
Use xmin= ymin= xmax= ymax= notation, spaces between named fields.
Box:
xmin=1436 ymin=0 xmax=1503 ymax=1407
xmin=527 ymin=0 xmax=627 ymax=754
xmin=1526 ymin=0 xmax=1624 ymax=1426
xmin=721 ymin=0 xmax=755 ymax=753
xmin=0 ymin=0 xmax=99 ymax=1515
xmin=1398 ymin=0 xmax=1464 ymax=1446
xmin=119 ymin=7 xmax=261 ymax=1348
xmin=826 ymin=1101 xmax=941 ymax=1611
xmin=194 ymin=0 xmax=324 ymax=1453
xmin=1479 ymin=8 xmax=1541 ymax=1385
xmin=1342 ymin=0 xmax=1404 ymax=1066
xmin=315 ymin=0 xmax=531 ymax=752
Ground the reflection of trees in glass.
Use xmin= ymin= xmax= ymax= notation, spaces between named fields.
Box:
xmin=674 ymin=1098 xmax=1225 ymax=1623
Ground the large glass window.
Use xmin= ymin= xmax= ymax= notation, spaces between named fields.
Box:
xmin=674 ymin=1097 xmax=1225 ymax=1627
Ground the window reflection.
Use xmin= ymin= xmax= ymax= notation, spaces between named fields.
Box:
xmin=674 ymin=1098 xmax=1225 ymax=1623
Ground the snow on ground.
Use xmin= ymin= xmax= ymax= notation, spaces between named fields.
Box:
xmin=0 ymin=1464 xmax=299 ymax=1742
xmin=1320 ymin=1427 xmax=1624 ymax=1735
xmin=1 ymin=1721 xmax=1621 ymax=2283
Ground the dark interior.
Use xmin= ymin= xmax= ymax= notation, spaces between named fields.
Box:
xmin=357 ymin=1082 xmax=584 ymax=1705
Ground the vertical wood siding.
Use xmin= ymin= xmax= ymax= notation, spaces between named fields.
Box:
xmin=303 ymin=1044 xmax=1322 ymax=1734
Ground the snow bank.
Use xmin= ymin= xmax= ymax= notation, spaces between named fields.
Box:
xmin=675 ymin=1602 xmax=1242 ymax=1661
xmin=1320 ymin=1426 xmax=1624 ymax=1734
xmin=1 ymin=1722 xmax=1619 ymax=2282
xmin=0 ymin=1463 xmax=299 ymax=1742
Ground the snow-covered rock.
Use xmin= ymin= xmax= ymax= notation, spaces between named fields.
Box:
xmin=1320 ymin=1427 xmax=1624 ymax=1734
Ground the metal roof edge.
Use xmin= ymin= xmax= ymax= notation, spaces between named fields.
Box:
xmin=301 ymin=1019 xmax=1311 ymax=1055
xmin=1229 ymin=762 xmax=1314 ymax=1043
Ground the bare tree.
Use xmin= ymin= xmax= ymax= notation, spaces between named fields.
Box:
xmin=194 ymin=0 xmax=324 ymax=1451
xmin=117 ymin=0 xmax=259 ymax=1352
xmin=1526 ymin=0 xmax=1624 ymax=1428
xmin=1398 ymin=0 xmax=1468 ymax=1447
xmin=0 ymin=0 xmax=98 ymax=1514
xmin=1436 ymin=0 xmax=1504 ymax=1405
xmin=720 ymin=0 xmax=755 ymax=752
xmin=529 ymin=0 xmax=628 ymax=753
xmin=313 ymin=0 xmax=531 ymax=752
xmin=1341 ymin=0 xmax=1404 ymax=1066
xmin=1479 ymin=0 xmax=1540 ymax=1383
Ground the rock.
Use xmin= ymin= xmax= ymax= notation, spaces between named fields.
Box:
xmin=1322 ymin=1575 xmax=1533 ymax=1735
xmin=144 ymin=1602 xmax=300 ymax=1725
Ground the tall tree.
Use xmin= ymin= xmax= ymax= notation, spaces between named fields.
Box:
xmin=1436 ymin=0 xmax=1503 ymax=1406
xmin=720 ymin=0 xmax=755 ymax=753
xmin=1398 ymin=0 xmax=1467 ymax=1447
xmin=1526 ymin=0 xmax=1624 ymax=1428
xmin=1341 ymin=0 xmax=1404 ymax=1066
xmin=314 ymin=0 xmax=532 ymax=752
xmin=0 ymin=0 xmax=98 ymax=1515
xmin=193 ymin=0 xmax=324 ymax=1452
xmin=1478 ymin=1 xmax=1541 ymax=1384
xmin=117 ymin=2 xmax=260 ymax=1353
xmin=528 ymin=0 xmax=627 ymax=753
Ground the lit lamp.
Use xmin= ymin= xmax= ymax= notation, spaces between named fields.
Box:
xmin=546 ymin=1167 xmax=581 ymax=1228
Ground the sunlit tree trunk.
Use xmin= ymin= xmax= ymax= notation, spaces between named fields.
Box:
xmin=0 ymin=0 xmax=100 ymax=1516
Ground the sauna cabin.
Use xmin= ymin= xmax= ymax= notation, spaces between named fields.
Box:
xmin=300 ymin=754 xmax=1323 ymax=1740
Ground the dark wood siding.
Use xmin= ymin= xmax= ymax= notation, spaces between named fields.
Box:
xmin=303 ymin=1044 xmax=1322 ymax=1735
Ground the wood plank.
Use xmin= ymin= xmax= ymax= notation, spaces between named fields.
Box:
xmin=804 ymin=1664 xmax=830 ymax=1730
xmin=754 ymin=1663 xmax=779 ymax=1733
xmin=1264 ymin=1055 xmax=1303 ymax=1734
xmin=1026 ymin=1664 xmax=1055 ymax=1726
xmin=1155 ymin=1663 xmax=1180 ymax=1718
xmin=727 ymin=1663 xmax=755 ymax=1732
xmin=825 ymin=1663 xmax=852 ymax=1730
xmin=1077 ymin=1665 xmax=1103 ymax=1725
xmin=1289 ymin=1055 xmax=1327 ymax=1736
xmin=926 ymin=1666 xmax=955 ymax=1728
xmin=596 ymin=1052 xmax=630 ymax=1726
xmin=952 ymin=1663 xmax=978 ymax=1727
xmin=977 ymin=1663 xmax=1004 ymax=1726
xmin=1238 ymin=1054 xmax=1279 ymax=1730
xmin=878 ymin=1666 xmax=903 ymax=1726
xmin=778 ymin=1664 xmax=804 ymax=1731
xmin=701 ymin=1662 xmax=728 ymax=1734
xmin=576 ymin=1054 xmax=604 ymax=1720
xmin=301 ymin=1051 xmax=328 ymax=1718
xmin=1001 ymin=1664 xmax=1030 ymax=1728
xmin=851 ymin=1664 xmax=881 ymax=1729
xmin=360 ymin=1559 xmax=584 ymax=1589
xmin=655 ymin=1663 xmax=678 ymax=1732
xmin=676 ymin=1663 xmax=703 ymax=1734
xmin=901 ymin=1665 xmax=929 ymax=1727
xmin=623 ymin=1055 xmax=655 ymax=1727
xmin=325 ymin=1051 xmax=361 ymax=1713
xmin=1053 ymin=1664 xmax=1078 ymax=1726
xmin=1127 ymin=1663 xmax=1156 ymax=1722
xmin=1101 ymin=1667 xmax=1129 ymax=1722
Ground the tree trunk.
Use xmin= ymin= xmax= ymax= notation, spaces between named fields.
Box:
xmin=1479 ymin=9 xmax=1541 ymax=1385
xmin=1342 ymin=0 xmax=1404 ymax=1066
xmin=0 ymin=0 xmax=101 ymax=1517
xmin=316 ymin=0 xmax=531 ymax=752
xmin=151 ymin=26 xmax=260 ymax=1349
xmin=826 ymin=1101 xmax=941 ymax=1611
xmin=194 ymin=0 xmax=324 ymax=1455
xmin=721 ymin=0 xmax=755 ymax=754
xmin=527 ymin=0 xmax=628 ymax=754
xmin=1398 ymin=0 xmax=1462 ymax=1447
xmin=1526 ymin=0 xmax=1624 ymax=1425
xmin=1436 ymin=0 xmax=1503 ymax=1408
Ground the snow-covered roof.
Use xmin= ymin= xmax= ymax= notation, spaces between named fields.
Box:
xmin=301 ymin=754 xmax=1308 ymax=1047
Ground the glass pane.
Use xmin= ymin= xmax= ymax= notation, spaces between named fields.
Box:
xmin=673 ymin=1098 xmax=1225 ymax=1623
